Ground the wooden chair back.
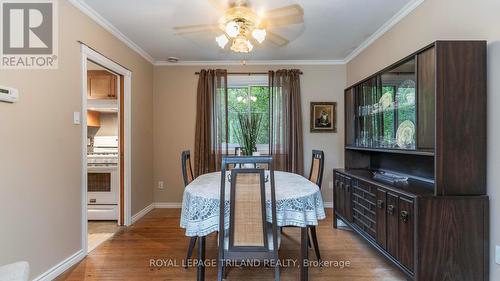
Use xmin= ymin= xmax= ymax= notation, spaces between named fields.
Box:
xmin=309 ymin=150 xmax=325 ymax=188
xmin=181 ymin=150 xmax=194 ymax=187
xmin=218 ymin=156 xmax=279 ymax=275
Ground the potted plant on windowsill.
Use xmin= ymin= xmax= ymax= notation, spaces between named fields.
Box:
xmin=234 ymin=112 xmax=262 ymax=156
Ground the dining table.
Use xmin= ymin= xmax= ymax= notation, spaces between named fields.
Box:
xmin=180 ymin=170 xmax=326 ymax=281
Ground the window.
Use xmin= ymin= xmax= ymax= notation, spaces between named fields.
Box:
xmin=226 ymin=75 xmax=269 ymax=154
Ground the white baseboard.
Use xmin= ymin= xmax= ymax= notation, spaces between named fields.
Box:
xmin=323 ymin=201 xmax=333 ymax=208
xmin=33 ymin=249 xmax=85 ymax=281
xmin=154 ymin=202 xmax=182 ymax=208
xmin=131 ymin=203 xmax=155 ymax=224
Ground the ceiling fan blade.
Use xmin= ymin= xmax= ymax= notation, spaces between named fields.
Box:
xmin=208 ymin=0 xmax=229 ymax=11
xmin=262 ymin=4 xmax=304 ymax=27
xmin=266 ymin=31 xmax=289 ymax=47
xmin=265 ymin=4 xmax=304 ymax=19
xmin=264 ymin=14 xmax=304 ymax=28
xmin=173 ymin=24 xmax=221 ymax=35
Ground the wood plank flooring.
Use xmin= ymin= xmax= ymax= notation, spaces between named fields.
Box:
xmin=57 ymin=209 xmax=407 ymax=281
xmin=88 ymin=221 xmax=122 ymax=253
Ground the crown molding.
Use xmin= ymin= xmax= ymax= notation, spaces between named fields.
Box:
xmin=154 ymin=59 xmax=346 ymax=66
xmin=343 ymin=0 xmax=425 ymax=63
xmin=69 ymin=0 xmax=424 ymax=66
xmin=68 ymin=0 xmax=155 ymax=64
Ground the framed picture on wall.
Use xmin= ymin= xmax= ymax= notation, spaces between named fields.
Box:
xmin=310 ymin=102 xmax=337 ymax=133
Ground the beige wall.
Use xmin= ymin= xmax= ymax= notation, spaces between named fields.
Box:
xmin=153 ymin=65 xmax=346 ymax=205
xmin=345 ymin=0 xmax=500 ymax=278
xmin=0 ymin=0 xmax=154 ymax=278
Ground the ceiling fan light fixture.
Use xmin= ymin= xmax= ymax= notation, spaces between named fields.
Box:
xmin=246 ymin=40 xmax=253 ymax=51
xmin=215 ymin=34 xmax=229 ymax=48
xmin=225 ymin=21 xmax=240 ymax=38
xmin=230 ymin=35 xmax=251 ymax=53
xmin=252 ymin=28 xmax=266 ymax=43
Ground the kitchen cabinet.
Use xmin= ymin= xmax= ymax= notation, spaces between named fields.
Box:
xmin=87 ymin=70 xmax=117 ymax=99
xmin=87 ymin=110 xmax=100 ymax=127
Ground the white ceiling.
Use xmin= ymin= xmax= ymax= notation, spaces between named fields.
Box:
xmin=78 ymin=0 xmax=420 ymax=63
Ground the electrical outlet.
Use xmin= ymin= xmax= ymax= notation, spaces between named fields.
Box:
xmin=328 ymin=181 xmax=334 ymax=189
xmin=158 ymin=181 xmax=165 ymax=190
xmin=496 ymin=245 xmax=500 ymax=265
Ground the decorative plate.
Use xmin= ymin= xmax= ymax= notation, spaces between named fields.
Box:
xmin=379 ymin=92 xmax=393 ymax=111
xmin=397 ymin=79 xmax=416 ymax=105
xmin=396 ymin=120 xmax=415 ymax=148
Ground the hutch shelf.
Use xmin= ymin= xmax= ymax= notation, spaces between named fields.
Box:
xmin=334 ymin=41 xmax=488 ymax=281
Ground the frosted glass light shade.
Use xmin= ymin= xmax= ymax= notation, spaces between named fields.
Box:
xmin=215 ymin=34 xmax=229 ymax=48
xmin=225 ymin=21 xmax=240 ymax=38
xmin=252 ymin=29 xmax=266 ymax=43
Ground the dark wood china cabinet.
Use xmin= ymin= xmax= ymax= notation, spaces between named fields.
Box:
xmin=334 ymin=41 xmax=488 ymax=281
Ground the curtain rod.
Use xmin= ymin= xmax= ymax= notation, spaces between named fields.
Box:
xmin=194 ymin=71 xmax=303 ymax=75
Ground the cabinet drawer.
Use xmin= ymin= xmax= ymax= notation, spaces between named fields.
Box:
xmin=376 ymin=188 xmax=387 ymax=249
xmin=352 ymin=180 xmax=377 ymax=239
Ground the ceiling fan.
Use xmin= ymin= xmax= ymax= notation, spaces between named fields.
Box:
xmin=173 ymin=0 xmax=304 ymax=53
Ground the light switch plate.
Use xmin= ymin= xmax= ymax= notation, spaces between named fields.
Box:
xmin=496 ymin=245 xmax=500 ymax=265
xmin=158 ymin=181 xmax=165 ymax=190
xmin=73 ymin=112 xmax=80 ymax=125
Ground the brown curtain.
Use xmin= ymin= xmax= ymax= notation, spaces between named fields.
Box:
xmin=269 ymin=69 xmax=304 ymax=174
xmin=194 ymin=69 xmax=228 ymax=176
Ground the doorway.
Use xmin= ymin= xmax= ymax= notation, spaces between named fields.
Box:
xmin=81 ymin=44 xmax=132 ymax=255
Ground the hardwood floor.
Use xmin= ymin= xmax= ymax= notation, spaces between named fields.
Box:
xmin=88 ymin=220 xmax=122 ymax=253
xmin=57 ymin=209 xmax=407 ymax=281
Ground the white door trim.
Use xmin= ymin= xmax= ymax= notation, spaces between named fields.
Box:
xmin=80 ymin=44 xmax=132 ymax=256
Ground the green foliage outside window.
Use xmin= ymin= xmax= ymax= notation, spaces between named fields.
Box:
xmin=227 ymin=86 xmax=270 ymax=146
xmin=381 ymin=85 xmax=415 ymax=142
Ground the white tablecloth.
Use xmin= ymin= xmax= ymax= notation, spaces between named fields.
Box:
xmin=180 ymin=171 xmax=326 ymax=237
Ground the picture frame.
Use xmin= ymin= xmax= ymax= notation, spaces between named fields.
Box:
xmin=310 ymin=102 xmax=337 ymax=133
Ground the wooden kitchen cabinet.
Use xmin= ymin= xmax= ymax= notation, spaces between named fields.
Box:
xmin=87 ymin=110 xmax=101 ymax=127
xmin=87 ymin=70 xmax=117 ymax=99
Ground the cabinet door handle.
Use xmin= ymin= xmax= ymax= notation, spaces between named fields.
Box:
xmin=387 ymin=204 xmax=395 ymax=215
xmin=339 ymin=182 xmax=344 ymax=191
xmin=377 ymin=200 xmax=384 ymax=209
xmin=400 ymin=210 xmax=409 ymax=223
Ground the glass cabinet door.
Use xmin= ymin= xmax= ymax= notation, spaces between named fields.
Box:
xmin=355 ymin=77 xmax=379 ymax=147
xmin=380 ymin=58 xmax=416 ymax=149
xmin=354 ymin=58 xmax=416 ymax=150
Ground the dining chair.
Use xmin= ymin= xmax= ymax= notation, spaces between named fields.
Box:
xmin=234 ymin=146 xmax=243 ymax=156
xmin=281 ymin=150 xmax=324 ymax=263
xmin=307 ymin=150 xmax=324 ymax=262
xmin=231 ymin=147 xmax=259 ymax=168
xmin=181 ymin=150 xmax=198 ymax=268
xmin=217 ymin=156 xmax=280 ymax=281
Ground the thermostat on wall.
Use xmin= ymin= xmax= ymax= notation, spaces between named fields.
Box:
xmin=0 ymin=86 xmax=19 ymax=103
